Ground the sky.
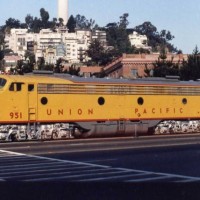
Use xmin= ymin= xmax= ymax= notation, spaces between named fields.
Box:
xmin=1 ymin=0 xmax=200 ymax=54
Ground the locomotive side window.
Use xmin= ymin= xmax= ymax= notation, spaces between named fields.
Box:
xmin=28 ymin=84 xmax=34 ymax=92
xmin=16 ymin=83 xmax=22 ymax=91
xmin=9 ymin=83 xmax=23 ymax=92
xmin=9 ymin=83 xmax=15 ymax=91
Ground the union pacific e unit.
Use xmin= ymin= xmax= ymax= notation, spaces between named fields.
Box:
xmin=0 ymin=72 xmax=200 ymax=141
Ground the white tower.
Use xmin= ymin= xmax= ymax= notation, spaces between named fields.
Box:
xmin=58 ymin=0 xmax=68 ymax=25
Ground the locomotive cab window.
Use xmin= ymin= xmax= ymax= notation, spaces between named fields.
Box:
xmin=9 ymin=82 xmax=24 ymax=92
xmin=0 ymin=78 xmax=7 ymax=88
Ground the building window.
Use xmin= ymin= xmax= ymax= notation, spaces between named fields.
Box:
xmin=18 ymin=38 xmax=26 ymax=46
xmin=131 ymin=69 xmax=138 ymax=77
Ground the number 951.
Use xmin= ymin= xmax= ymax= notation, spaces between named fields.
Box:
xmin=10 ymin=112 xmax=22 ymax=119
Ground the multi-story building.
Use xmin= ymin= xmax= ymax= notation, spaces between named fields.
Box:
xmin=64 ymin=29 xmax=91 ymax=63
xmin=129 ymin=31 xmax=151 ymax=51
xmin=5 ymin=29 xmax=37 ymax=57
xmin=103 ymin=53 xmax=188 ymax=79
xmin=92 ymin=30 xmax=107 ymax=46
xmin=5 ymin=28 xmax=106 ymax=65
xmin=35 ymin=29 xmax=63 ymax=64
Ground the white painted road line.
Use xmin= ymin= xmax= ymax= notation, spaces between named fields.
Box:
xmin=0 ymin=150 xmax=111 ymax=169
xmin=79 ymin=172 xmax=151 ymax=182
xmin=1 ymin=149 xmax=200 ymax=182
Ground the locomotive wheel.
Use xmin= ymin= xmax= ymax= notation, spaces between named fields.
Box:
xmin=10 ymin=134 xmax=19 ymax=142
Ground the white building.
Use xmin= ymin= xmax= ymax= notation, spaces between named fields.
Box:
xmin=5 ymin=29 xmax=37 ymax=57
xmin=5 ymin=28 xmax=101 ymax=64
xmin=64 ymin=30 xmax=91 ymax=63
xmin=129 ymin=31 xmax=151 ymax=50
xmin=35 ymin=29 xmax=63 ymax=64
xmin=92 ymin=30 xmax=107 ymax=47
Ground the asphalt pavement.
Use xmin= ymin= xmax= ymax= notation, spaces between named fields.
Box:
xmin=0 ymin=134 xmax=200 ymax=182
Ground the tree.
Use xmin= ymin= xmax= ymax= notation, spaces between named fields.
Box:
xmin=58 ymin=18 xmax=64 ymax=27
xmin=37 ymin=57 xmax=45 ymax=70
xmin=49 ymin=18 xmax=58 ymax=31
xmin=0 ymin=50 xmax=4 ymax=71
xmin=54 ymin=58 xmax=63 ymax=73
xmin=75 ymin=14 xmax=96 ymax=30
xmin=153 ymin=48 xmax=180 ymax=77
xmin=134 ymin=21 xmax=157 ymax=36
xmin=119 ymin=13 xmax=129 ymax=29
xmin=40 ymin=8 xmax=49 ymax=28
xmin=133 ymin=22 xmax=177 ymax=53
xmin=86 ymin=39 xmax=115 ymax=66
xmin=25 ymin=9 xmax=53 ymax=32
xmin=0 ymin=32 xmax=5 ymax=49
xmin=153 ymin=58 xmax=180 ymax=78
xmin=0 ymin=51 xmax=3 ymax=61
xmin=31 ymin=17 xmax=42 ymax=33
xmin=106 ymin=13 xmax=134 ymax=55
xmin=5 ymin=18 xmax=21 ymax=29
xmin=0 ymin=33 xmax=5 ymax=71
xmin=36 ymin=57 xmax=54 ymax=71
xmin=24 ymin=50 xmax=35 ymax=72
xmin=25 ymin=14 xmax=34 ymax=29
xmin=180 ymin=46 xmax=200 ymax=80
xmin=105 ymin=22 xmax=118 ymax=49
xmin=67 ymin=15 xmax=76 ymax=33
xmin=86 ymin=39 xmax=105 ymax=65
xmin=15 ymin=60 xmax=24 ymax=75
xmin=131 ymin=46 xmax=151 ymax=54
xmin=64 ymin=64 xmax=80 ymax=76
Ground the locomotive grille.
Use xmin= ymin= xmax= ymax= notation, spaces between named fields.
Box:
xmin=37 ymin=83 xmax=200 ymax=96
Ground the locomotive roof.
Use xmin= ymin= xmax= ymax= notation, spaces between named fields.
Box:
xmin=0 ymin=74 xmax=73 ymax=84
xmin=53 ymin=74 xmax=200 ymax=87
xmin=1 ymin=74 xmax=200 ymax=87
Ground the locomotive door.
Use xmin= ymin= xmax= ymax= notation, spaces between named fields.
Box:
xmin=27 ymin=83 xmax=38 ymax=121
xmin=117 ymin=95 xmax=126 ymax=134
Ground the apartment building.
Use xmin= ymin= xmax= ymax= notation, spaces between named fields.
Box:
xmin=5 ymin=29 xmax=151 ymax=68
xmin=5 ymin=28 xmax=94 ymax=64
xmin=5 ymin=29 xmax=37 ymax=56
xmin=64 ymin=29 xmax=91 ymax=63
xmin=92 ymin=30 xmax=107 ymax=46
xmin=129 ymin=31 xmax=151 ymax=51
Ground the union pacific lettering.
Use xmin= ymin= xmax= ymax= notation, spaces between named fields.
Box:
xmin=135 ymin=107 xmax=183 ymax=117
xmin=46 ymin=108 xmax=94 ymax=116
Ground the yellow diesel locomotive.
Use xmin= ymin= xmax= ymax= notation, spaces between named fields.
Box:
xmin=0 ymin=73 xmax=200 ymax=141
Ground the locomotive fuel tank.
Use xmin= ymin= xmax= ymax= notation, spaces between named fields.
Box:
xmin=73 ymin=120 xmax=160 ymax=138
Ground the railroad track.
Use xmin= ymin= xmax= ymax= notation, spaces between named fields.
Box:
xmin=1 ymin=133 xmax=200 ymax=155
